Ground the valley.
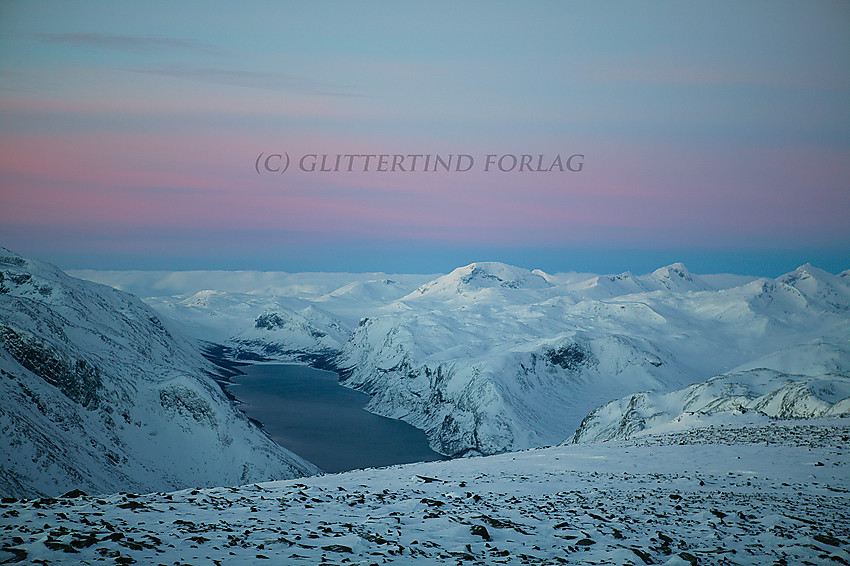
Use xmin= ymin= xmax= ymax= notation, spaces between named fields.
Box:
xmin=2 ymin=246 xmax=848 ymax=565
xmin=225 ymin=363 xmax=444 ymax=473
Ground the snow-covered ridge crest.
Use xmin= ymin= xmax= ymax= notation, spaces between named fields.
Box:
xmin=409 ymin=261 xmax=552 ymax=298
xmin=0 ymin=246 xmax=319 ymax=498
xmin=776 ymin=263 xmax=850 ymax=311
xmin=335 ymin=261 xmax=849 ymax=456
xmin=646 ymin=262 xmax=711 ymax=292
xmin=571 ymin=339 xmax=850 ymax=443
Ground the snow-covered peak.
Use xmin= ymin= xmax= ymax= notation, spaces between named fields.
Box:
xmin=323 ymin=278 xmax=411 ymax=303
xmin=776 ymin=263 xmax=850 ymax=311
xmin=777 ymin=263 xmax=822 ymax=288
xmin=410 ymin=262 xmax=552 ymax=297
xmin=645 ymin=262 xmax=710 ymax=292
xmin=181 ymin=289 xmax=227 ymax=307
xmin=568 ymin=270 xmax=649 ymax=298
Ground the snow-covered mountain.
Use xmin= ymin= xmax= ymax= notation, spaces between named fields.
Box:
xmin=335 ymin=261 xmax=850 ymax=456
xmin=408 ymin=262 xmax=553 ymax=297
xmin=91 ymin=272 xmax=435 ymax=363
xmin=0 ymin=247 xmax=319 ymax=499
xmin=337 ymin=316 xmax=677 ymax=456
xmin=67 ymin=269 xmax=436 ymax=300
xmin=645 ymin=262 xmax=712 ymax=292
xmin=234 ymin=305 xmax=349 ymax=358
xmin=571 ymin=338 xmax=850 ymax=443
xmin=76 ymin=259 xmax=850 ymax=460
xmin=14 ymin=255 xmax=847 ymax=565
xmin=776 ymin=263 xmax=850 ymax=312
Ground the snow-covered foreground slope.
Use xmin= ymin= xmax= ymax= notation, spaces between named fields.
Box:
xmin=0 ymin=247 xmax=319 ymax=499
xmin=573 ymin=338 xmax=850 ymax=443
xmin=2 ymin=418 xmax=847 ymax=565
xmin=77 ymin=261 xmax=850 ymax=460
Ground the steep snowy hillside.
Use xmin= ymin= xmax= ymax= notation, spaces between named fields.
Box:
xmin=0 ymin=247 xmax=319 ymax=499
xmin=572 ymin=339 xmax=850 ymax=443
xmin=2 ymin=417 xmax=846 ymax=565
xmin=338 ymin=318 xmax=678 ymax=456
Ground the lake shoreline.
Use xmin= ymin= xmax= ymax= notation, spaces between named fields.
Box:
xmin=219 ymin=361 xmax=447 ymax=473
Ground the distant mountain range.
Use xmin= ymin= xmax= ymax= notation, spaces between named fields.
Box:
xmin=4 ymin=245 xmax=847 ymax=499
xmin=76 ymin=257 xmax=850 ymax=459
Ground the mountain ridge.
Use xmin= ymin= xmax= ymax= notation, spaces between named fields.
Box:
xmin=571 ymin=338 xmax=850 ymax=443
xmin=70 ymin=258 xmax=850 ymax=458
xmin=0 ymin=247 xmax=319 ymax=498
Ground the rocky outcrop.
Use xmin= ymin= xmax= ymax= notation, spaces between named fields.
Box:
xmin=571 ymin=339 xmax=850 ymax=443
xmin=0 ymin=247 xmax=319 ymax=498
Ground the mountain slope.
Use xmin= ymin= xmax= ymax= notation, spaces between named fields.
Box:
xmin=336 ymin=261 xmax=850 ymax=457
xmin=571 ymin=339 xmax=850 ymax=443
xmin=0 ymin=247 xmax=319 ymax=498
xmin=406 ymin=262 xmax=553 ymax=299
xmin=2 ymin=416 xmax=846 ymax=565
xmin=73 ymin=260 xmax=850 ymax=460
xmin=644 ymin=262 xmax=711 ymax=292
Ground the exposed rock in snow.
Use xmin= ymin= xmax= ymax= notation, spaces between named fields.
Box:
xmin=571 ymin=339 xmax=850 ymax=443
xmin=75 ymin=260 xmax=850 ymax=460
xmin=0 ymin=247 xmax=319 ymax=499
xmin=1 ymin=416 xmax=847 ymax=565
xmin=232 ymin=305 xmax=348 ymax=359
xmin=645 ymin=262 xmax=711 ymax=292
xmin=337 ymin=321 xmax=679 ymax=456
xmin=335 ymin=262 xmax=849 ymax=456
xmin=407 ymin=262 xmax=553 ymax=298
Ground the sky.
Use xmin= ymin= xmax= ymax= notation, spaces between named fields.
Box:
xmin=1 ymin=1 xmax=848 ymax=276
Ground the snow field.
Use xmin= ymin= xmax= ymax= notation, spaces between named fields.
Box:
xmin=2 ymin=418 xmax=848 ymax=565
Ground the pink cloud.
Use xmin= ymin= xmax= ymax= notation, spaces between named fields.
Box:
xmin=2 ymin=124 xmax=848 ymax=251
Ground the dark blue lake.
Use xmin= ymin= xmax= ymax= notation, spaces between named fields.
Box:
xmin=228 ymin=363 xmax=445 ymax=473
